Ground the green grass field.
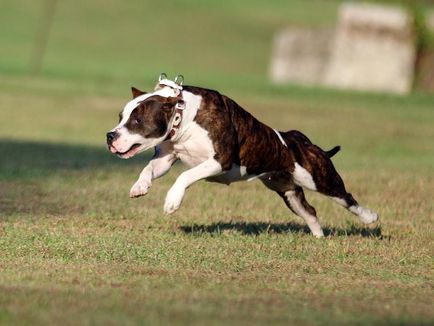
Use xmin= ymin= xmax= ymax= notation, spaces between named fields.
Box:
xmin=1 ymin=1 xmax=433 ymax=325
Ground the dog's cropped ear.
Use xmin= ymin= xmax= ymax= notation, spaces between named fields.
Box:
xmin=131 ymin=87 xmax=147 ymax=99
xmin=161 ymin=96 xmax=180 ymax=112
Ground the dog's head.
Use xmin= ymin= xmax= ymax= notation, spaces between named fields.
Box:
xmin=106 ymin=87 xmax=178 ymax=159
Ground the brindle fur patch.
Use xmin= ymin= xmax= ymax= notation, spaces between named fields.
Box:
xmin=182 ymin=85 xmax=356 ymax=204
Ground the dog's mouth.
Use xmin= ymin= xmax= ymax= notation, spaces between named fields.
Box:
xmin=110 ymin=143 xmax=143 ymax=159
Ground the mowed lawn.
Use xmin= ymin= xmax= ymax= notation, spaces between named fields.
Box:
xmin=0 ymin=75 xmax=433 ymax=325
xmin=1 ymin=0 xmax=434 ymax=324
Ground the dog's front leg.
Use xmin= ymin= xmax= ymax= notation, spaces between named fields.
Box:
xmin=130 ymin=144 xmax=176 ymax=198
xmin=164 ymin=158 xmax=222 ymax=214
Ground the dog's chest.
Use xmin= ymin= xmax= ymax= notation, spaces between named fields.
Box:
xmin=173 ymin=122 xmax=215 ymax=168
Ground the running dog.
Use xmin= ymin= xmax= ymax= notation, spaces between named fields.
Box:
xmin=106 ymin=75 xmax=378 ymax=237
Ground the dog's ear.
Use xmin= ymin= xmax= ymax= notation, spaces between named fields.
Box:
xmin=161 ymin=97 xmax=180 ymax=112
xmin=131 ymin=87 xmax=146 ymax=99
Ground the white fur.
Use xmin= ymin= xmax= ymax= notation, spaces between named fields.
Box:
xmin=331 ymin=197 xmax=348 ymax=207
xmin=164 ymin=158 xmax=222 ymax=214
xmin=247 ymin=173 xmax=269 ymax=182
xmin=130 ymin=143 xmax=177 ymax=198
xmin=285 ymin=190 xmax=324 ymax=238
xmin=174 ymin=121 xmax=215 ymax=168
xmin=273 ymin=129 xmax=287 ymax=147
xmin=112 ymin=127 xmax=143 ymax=150
xmin=349 ymin=205 xmax=379 ymax=224
xmin=130 ymin=180 xmax=150 ymax=198
xmin=331 ymin=197 xmax=379 ymax=224
xmin=112 ymin=126 xmax=167 ymax=155
xmin=293 ymin=162 xmax=317 ymax=191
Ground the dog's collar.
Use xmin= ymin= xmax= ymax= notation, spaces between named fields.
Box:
xmin=155 ymin=73 xmax=183 ymax=96
xmin=153 ymin=73 xmax=186 ymax=142
xmin=156 ymin=79 xmax=182 ymax=93
xmin=165 ymin=99 xmax=185 ymax=141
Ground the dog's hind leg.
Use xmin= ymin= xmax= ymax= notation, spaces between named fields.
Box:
xmin=261 ymin=173 xmax=324 ymax=238
xmin=330 ymin=192 xmax=379 ymax=225
xmin=289 ymin=142 xmax=379 ymax=225
xmin=309 ymin=159 xmax=379 ymax=225
xmin=279 ymin=187 xmax=324 ymax=238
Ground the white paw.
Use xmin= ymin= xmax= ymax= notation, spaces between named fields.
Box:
xmin=351 ymin=206 xmax=379 ymax=224
xmin=360 ymin=208 xmax=379 ymax=224
xmin=312 ymin=229 xmax=325 ymax=238
xmin=163 ymin=186 xmax=185 ymax=214
xmin=129 ymin=180 xmax=150 ymax=198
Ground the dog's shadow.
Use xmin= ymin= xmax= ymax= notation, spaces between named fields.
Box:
xmin=179 ymin=221 xmax=385 ymax=238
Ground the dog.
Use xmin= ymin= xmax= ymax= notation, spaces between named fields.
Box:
xmin=106 ymin=74 xmax=378 ymax=237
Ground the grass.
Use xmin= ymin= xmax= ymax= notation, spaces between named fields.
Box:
xmin=1 ymin=80 xmax=433 ymax=325
xmin=1 ymin=0 xmax=434 ymax=325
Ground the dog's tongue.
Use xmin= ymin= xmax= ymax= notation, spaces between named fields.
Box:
xmin=121 ymin=145 xmax=141 ymax=159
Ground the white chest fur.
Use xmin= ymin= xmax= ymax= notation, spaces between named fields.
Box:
xmin=174 ymin=122 xmax=216 ymax=168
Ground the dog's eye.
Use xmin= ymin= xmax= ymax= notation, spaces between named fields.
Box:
xmin=134 ymin=118 xmax=142 ymax=124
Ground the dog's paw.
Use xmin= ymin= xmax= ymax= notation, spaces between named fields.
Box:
xmin=360 ymin=208 xmax=379 ymax=224
xmin=164 ymin=186 xmax=185 ymax=214
xmin=129 ymin=180 xmax=150 ymax=198
xmin=351 ymin=205 xmax=379 ymax=224
xmin=312 ymin=229 xmax=325 ymax=238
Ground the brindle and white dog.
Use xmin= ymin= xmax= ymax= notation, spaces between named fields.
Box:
xmin=107 ymin=75 xmax=378 ymax=237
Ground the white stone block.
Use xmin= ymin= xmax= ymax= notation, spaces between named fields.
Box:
xmin=324 ymin=2 xmax=416 ymax=94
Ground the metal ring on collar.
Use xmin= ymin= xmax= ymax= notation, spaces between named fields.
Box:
xmin=159 ymin=72 xmax=167 ymax=82
xmin=173 ymin=112 xmax=182 ymax=127
xmin=174 ymin=74 xmax=184 ymax=86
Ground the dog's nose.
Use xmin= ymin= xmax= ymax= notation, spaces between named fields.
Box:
xmin=106 ymin=131 xmax=117 ymax=144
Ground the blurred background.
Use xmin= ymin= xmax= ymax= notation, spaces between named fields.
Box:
xmin=1 ymin=0 xmax=347 ymax=95
xmin=2 ymin=0 xmax=433 ymax=93
xmin=1 ymin=0 xmax=433 ymax=146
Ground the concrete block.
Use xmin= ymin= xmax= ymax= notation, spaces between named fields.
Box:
xmin=324 ymin=2 xmax=416 ymax=94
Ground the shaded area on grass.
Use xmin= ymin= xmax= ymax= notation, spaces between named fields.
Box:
xmin=0 ymin=139 xmax=150 ymax=180
xmin=0 ymin=139 xmax=155 ymax=217
xmin=180 ymin=221 xmax=385 ymax=238
xmin=0 ymin=181 xmax=57 ymax=216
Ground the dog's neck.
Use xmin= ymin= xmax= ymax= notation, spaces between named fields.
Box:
xmin=169 ymin=90 xmax=203 ymax=142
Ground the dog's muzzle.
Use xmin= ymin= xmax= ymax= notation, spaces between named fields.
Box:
xmin=106 ymin=131 xmax=118 ymax=147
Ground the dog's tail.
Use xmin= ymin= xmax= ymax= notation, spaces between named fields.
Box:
xmin=326 ymin=145 xmax=341 ymax=158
